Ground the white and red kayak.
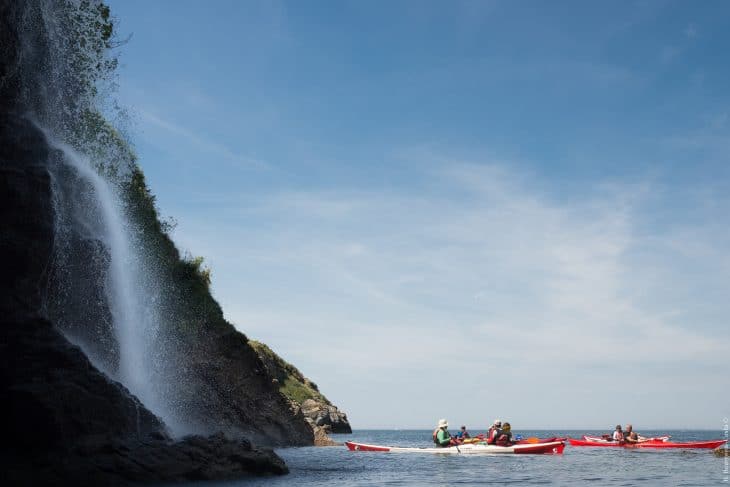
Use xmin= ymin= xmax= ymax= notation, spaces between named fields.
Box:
xmin=345 ymin=440 xmax=566 ymax=455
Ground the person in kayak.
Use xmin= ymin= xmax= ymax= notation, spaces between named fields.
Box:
xmin=487 ymin=419 xmax=502 ymax=444
xmin=612 ymin=425 xmax=624 ymax=442
xmin=494 ymin=422 xmax=514 ymax=446
xmin=455 ymin=425 xmax=471 ymax=442
xmin=623 ymin=424 xmax=645 ymax=443
xmin=432 ymin=419 xmax=454 ymax=447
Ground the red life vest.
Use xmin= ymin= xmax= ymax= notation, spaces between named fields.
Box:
xmin=495 ymin=434 xmax=511 ymax=446
xmin=487 ymin=427 xmax=500 ymax=444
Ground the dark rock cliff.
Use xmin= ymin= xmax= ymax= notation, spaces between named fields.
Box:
xmin=3 ymin=0 xmax=316 ymax=443
xmin=1 ymin=0 xmax=342 ymax=483
xmin=0 ymin=115 xmax=288 ymax=484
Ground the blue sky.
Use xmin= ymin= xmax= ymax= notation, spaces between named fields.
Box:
xmin=107 ymin=0 xmax=729 ymax=430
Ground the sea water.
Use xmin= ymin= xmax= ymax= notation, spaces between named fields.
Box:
xmin=189 ymin=430 xmax=726 ymax=486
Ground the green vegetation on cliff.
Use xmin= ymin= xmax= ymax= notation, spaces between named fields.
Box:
xmin=248 ymin=340 xmax=331 ymax=406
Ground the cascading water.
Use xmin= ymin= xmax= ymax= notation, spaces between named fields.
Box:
xmin=45 ymin=134 xmax=157 ymax=408
xmin=11 ymin=0 xmax=190 ymax=436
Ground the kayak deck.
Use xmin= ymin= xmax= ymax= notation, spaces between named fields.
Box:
xmin=568 ymin=438 xmax=727 ymax=449
xmin=345 ymin=440 xmax=566 ymax=455
xmin=583 ymin=435 xmax=670 ymax=443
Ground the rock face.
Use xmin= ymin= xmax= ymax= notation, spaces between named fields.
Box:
xmin=172 ymin=326 xmax=316 ymax=446
xmin=0 ymin=114 xmax=288 ymax=484
xmin=1 ymin=0 xmax=316 ymax=449
xmin=249 ymin=340 xmax=352 ymax=443
xmin=300 ymin=399 xmax=352 ymax=434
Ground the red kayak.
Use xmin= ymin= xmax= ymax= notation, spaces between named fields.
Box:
xmin=568 ymin=437 xmax=727 ymax=449
xmin=583 ymin=435 xmax=670 ymax=443
xmin=345 ymin=439 xmax=566 ymax=455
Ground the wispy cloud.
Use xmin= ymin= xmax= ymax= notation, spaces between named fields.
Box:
xmin=170 ymin=154 xmax=729 ymax=428
xmin=137 ymin=109 xmax=270 ymax=170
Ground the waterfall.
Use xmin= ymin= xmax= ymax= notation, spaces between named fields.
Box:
xmin=46 ymin=134 xmax=153 ymax=403
xmin=9 ymin=0 xmax=190 ymax=436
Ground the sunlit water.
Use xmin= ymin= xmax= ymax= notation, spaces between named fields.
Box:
xmin=182 ymin=430 xmax=727 ymax=486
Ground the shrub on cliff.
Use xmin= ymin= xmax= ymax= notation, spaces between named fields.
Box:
xmin=248 ymin=340 xmax=331 ymax=406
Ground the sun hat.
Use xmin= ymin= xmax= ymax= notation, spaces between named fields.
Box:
xmin=438 ymin=419 xmax=448 ymax=428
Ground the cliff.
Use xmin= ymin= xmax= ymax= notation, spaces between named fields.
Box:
xmin=0 ymin=115 xmax=287 ymax=484
xmin=1 ymin=0 xmax=350 ymax=484
xmin=250 ymin=340 xmax=352 ymax=442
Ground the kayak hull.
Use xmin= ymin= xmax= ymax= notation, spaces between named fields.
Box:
xmin=568 ymin=438 xmax=727 ymax=449
xmin=345 ymin=440 xmax=565 ymax=455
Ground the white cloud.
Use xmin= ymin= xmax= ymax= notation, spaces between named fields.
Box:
xmin=170 ymin=156 xmax=729 ymax=429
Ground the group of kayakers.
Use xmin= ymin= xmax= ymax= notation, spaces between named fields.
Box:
xmin=610 ymin=424 xmax=644 ymax=443
xmin=432 ymin=419 xmax=652 ymax=448
xmin=432 ymin=418 xmax=516 ymax=447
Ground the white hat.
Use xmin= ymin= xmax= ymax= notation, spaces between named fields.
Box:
xmin=493 ymin=418 xmax=502 ymax=425
xmin=438 ymin=419 xmax=448 ymax=428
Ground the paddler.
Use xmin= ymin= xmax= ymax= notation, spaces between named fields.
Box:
xmin=494 ymin=421 xmax=514 ymax=446
xmin=487 ymin=419 xmax=502 ymax=444
xmin=432 ymin=419 xmax=454 ymax=447
xmin=612 ymin=424 xmax=623 ymax=442
xmin=623 ymin=424 xmax=644 ymax=443
xmin=456 ymin=425 xmax=471 ymax=442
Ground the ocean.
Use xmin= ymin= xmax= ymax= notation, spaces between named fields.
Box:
xmin=190 ymin=430 xmax=728 ymax=486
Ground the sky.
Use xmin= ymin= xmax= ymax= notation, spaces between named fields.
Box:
xmin=106 ymin=0 xmax=729 ymax=430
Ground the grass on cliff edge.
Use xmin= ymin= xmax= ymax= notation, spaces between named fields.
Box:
xmin=248 ymin=340 xmax=331 ymax=406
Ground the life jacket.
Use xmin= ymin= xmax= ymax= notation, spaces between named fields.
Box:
xmin=495 ymin=433 xmax=511 ymax=446
xmin=433 ymin=427 xmax=451 ymax=445
xmin=487 ymin=427 xmax=500 ymax=444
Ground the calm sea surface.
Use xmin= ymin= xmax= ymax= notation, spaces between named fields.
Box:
xmin=190 ymin=430 xmax=728 ymax=486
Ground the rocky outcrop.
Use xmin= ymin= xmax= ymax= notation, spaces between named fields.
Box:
xmin=249 ymin=340 xmax=352 ymax=443
xmin=300 ymin=399 xmax=352 ymax=434
xmin=1 ymin=114 xmax=288 ymax=484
